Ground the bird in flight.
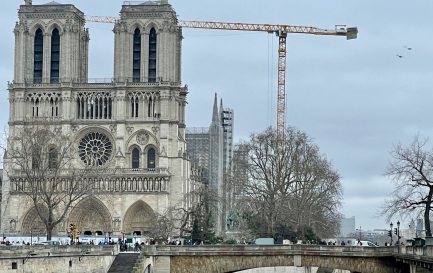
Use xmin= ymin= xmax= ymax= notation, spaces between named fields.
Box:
xmin=404 ymin=46 xmax=412 ymax=50
xmin=396 ymin=54 xmax=403 ymax=58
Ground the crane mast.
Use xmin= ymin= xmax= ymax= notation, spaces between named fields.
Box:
xmin=85 ymin=16 xmax=358 ymax=139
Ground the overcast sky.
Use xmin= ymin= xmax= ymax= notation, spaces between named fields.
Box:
xmin=1 ymin=0 xmax=433 ymax=231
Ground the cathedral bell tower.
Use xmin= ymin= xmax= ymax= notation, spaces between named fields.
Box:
xmin=113 ymin=0 xmax=182 ymax=83
xmin=14 ymin=1 xmax=89 ymax=84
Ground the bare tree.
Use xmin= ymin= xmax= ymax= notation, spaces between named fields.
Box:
xmin=238 ymin=127 xmax=342 ymax=238
xmin=148 ymin=212 xmax=176 ymax=240
xmin=2 ymin=124 xmax=96 ymax=240
xmin=148 ymin=183 xmax=218 ymax=241
xmin=284 ymin=143 xmax=342 ymax=237
xmin=383 ymin=135 xmax=433 ymax=237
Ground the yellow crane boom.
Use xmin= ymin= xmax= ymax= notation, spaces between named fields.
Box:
xmin=85 ymin=15 xmax=358 ymax=139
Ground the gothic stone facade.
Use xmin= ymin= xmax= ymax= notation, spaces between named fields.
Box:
xmin=1 ymin=0 xmax=195 ymax=237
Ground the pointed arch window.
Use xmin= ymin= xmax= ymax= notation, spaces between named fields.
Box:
xmin=148 ymin=97 xmax=153 ymax=117
xmin=133 ymin=28 xmax=141 ymax=82
xmin=131 ymin=96 xmax=139 ymax=118
xmin=148 ymin=28 xmax=157 ymax=82
xmin=147 ymin=148 xmax=156 ymax=169
xmin=76 ymin=92 xmax=112 ymax=120
xmin=50 ymin=28 xmax=60 ymax=83
xmin=132 ymin=148 xmax=140 ymax=169
xmin=32 ymin=98 xmax=40 ymax=117
xmin=50 ymin=97 xmax=59 ymax=117
xmin=48 ymin=147 xmax=58 ymax=169
xmin=32 ymin=146 xmax=41 ymax=169
xmin=34 ymin=29 xmax=43 ymax=84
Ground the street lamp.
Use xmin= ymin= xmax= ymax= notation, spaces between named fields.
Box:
xmin=355 ymin=226 xmax=362 ymax=241
xmin=390 ymin=222 xmax=393 ymax=246
xmin=397 ymin=220 xmax=401 ymax=245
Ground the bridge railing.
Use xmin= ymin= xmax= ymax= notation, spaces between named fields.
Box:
xmin=398 ymin=245 xmax=433 ymax=257
xmin=140 ymin=244 xmax=395 ymax=257
xmin=0 ymin=245 xmax=117 ymax=259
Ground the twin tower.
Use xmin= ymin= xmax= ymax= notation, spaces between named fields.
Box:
xmin=14 ymin=0 xmax=181 ymax=84
xmin=2 ymin=0 xmax=194 ymax=237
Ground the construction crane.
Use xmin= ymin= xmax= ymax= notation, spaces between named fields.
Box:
xmin=85 ymin=16 xmax=358 ymax=139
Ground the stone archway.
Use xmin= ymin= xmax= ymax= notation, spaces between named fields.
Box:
xmin=21 ymin=205 xmax=48 ymax=235
xmin=68 ymin=197 xmax=112 ymax=234
xmin=123 ymin=200 xmax=156 ymax=235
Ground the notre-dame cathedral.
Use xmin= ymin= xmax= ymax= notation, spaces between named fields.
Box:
xmin=1 ymin=0 xmax=198 ymax=237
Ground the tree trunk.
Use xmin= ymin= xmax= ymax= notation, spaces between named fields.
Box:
xmin=47 ymin=209 xmax=54 ymax=240
xmin=47 ymin=226 xmax=53 ymax=241
xmin=425 ymin=188 xmax=433 ymax=237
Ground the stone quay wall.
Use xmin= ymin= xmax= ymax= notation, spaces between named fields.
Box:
xmin=0 ymin=245 xmax=117 ymax=273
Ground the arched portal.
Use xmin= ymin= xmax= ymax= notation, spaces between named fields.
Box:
xmin=68 ymin=197 xmax=112 ymax=235
xmin=123 ymin=200 xmax=156 ymax=235
xmin=21 ymin=205 xmax=49 ymax=235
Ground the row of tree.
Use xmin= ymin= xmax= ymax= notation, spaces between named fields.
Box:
xmin=1 ymin=125 xmax=344 ymax=242
xmin=11 ymin=124 xmax=433 ymax=243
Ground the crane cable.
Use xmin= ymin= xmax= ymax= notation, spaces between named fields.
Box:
xmin=267 ymin=33 xmax=275 ymax=127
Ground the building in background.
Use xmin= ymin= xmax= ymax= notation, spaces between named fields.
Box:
xmin=186 ymin=93 xmax=234 ymax=234
xmin=220 ymin=100 xmax=234 ymax=176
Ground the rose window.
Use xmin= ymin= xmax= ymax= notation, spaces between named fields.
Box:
xmin=78 ymin=132 xmax=113 ymax=166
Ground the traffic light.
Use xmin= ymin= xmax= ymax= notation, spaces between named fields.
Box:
xmin=388 ymin=230 xmax=392 ymax=237
xmin=394 ymin=228 xmax=398 ymax=235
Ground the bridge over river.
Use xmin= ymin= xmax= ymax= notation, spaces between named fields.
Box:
xmin=130 ymin=244 xmax=433 ymax=273
xmin=1 ymin=244 xmax=432 ymax=273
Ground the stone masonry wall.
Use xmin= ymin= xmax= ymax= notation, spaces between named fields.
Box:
xmin=0 ymin=245 xmax=116 ymax=273
xmin=302 ymin=256 xmax=407 ymax=273
xmin=170 ymin=255 xmax=295 ymax=273
xmin=169 ymin=255 xmax=408 ymax=273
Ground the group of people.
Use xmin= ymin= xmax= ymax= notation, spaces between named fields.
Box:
xmin=119 ymin=239 xmax=152 ymax=252
xmin=118 ymin=238 xmax=183 ymax=252
xmin=0 ymin=237 xmax=33 ymax=246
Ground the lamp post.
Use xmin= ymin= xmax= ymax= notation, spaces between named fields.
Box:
xmin=390 ymin=222 xmax=393 ymax=246
xmin=397 ymin=220 xmax=401 ymax=245
xmin=359 ymin=226 xmax=362 ymax=241
xmin=355 ymin=226 xmax=362 ymax=241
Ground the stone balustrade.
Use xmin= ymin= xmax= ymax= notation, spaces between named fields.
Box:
xmin=140 ymin=244 xmax=395 ymax=257
xmin=9 ymin=167 xmax=171 ymax=194
xmin=8 ymin=79 xmax=186 ymax=89
xmin=10 ymin=167 xmax=170 ymax=177
xmin=0 ymin=245 xmax=116 ymax=259
xmin=0 ymin=245 xmax=117 ymax=273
